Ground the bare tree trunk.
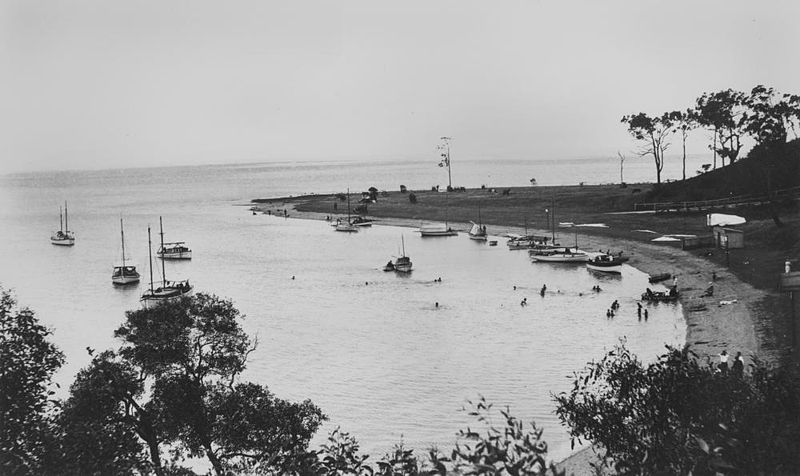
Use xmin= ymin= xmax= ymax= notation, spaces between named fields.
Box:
xmin=713 ymin=129 xmax=717 ymax=169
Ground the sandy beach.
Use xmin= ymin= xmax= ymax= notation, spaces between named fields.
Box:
xmin=253 ymin=188 xmax=791 ymax=475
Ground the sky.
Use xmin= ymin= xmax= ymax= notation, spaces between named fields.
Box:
xmin=1 ymin=0 xmax=799 ymax=173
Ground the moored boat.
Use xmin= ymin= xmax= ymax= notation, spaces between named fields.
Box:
xmin=155 ymin=217 xmax=191 ymax=259
xmin=112 ymin=218 xmax=140 ymax=285
xmin=51 ymin=202 xmax=75 ymax=246
xmin=393 ymin=236 xmax=413 ymax=273
xmin=468 ymin=221 xmax=487 ymax=241
xmin=641 ymin=285 xmax=679 ymax=302
xmin=351 ymin=216 xmax=374 ymax=227
xmin=140 ymin=219 xmax=193 ymax=308
xmin=530 ymin=247 xmax=589 ymax=262
xmin=419 ymin=224 xmax=457 ymax=237
xmin=586 ymin=253 xmax=629 ymax=274
xmin=335 ymin=189 xmax=359 ymax=232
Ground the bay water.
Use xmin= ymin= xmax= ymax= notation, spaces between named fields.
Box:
xmin=0 ymin=157 xmax=690 ymax=463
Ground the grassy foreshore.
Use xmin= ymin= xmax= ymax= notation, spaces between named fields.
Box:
xmin=252 ymin=184 xmax=795 ymax=474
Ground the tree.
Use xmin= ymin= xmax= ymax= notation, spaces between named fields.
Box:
xmin=554 ymin=344 xmax=800 ymax=475
xmin=0 ymin=287 xmax=64 ymax=475
xmin=53 ymin=351 xmax=165 ymax=475
xmin=113 ymin=293 xmax=326 ymax=475
xmin=621 ymin=112 xmax=673 ymax=184
xmin=743 ymin=85 xmax=800 ymax=146
xmin=668 ymin=109 xmax=698 ymax=181
xmin=695 ymin=89 xmax=748 ymax=166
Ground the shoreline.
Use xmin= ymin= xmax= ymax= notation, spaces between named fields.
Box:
xmin=252 ymin=193 xmax=779 ymax=475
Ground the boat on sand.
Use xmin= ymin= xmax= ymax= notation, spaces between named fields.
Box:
xmin=586 ymin=253 xmax=629 ymax=274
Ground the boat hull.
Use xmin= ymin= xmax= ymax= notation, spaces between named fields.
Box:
xmin=469 ymin=234 xmax=487 ymax=241
xmin=157 ymin=251 xmax=192 ymax=260
xmin=112 ymin=272 xmax=141 ymax=285
xmin=532 ymin=253 xmax=589 ymax=263
xmin=587 ymin=263 xmax=622 ymax=273
xmin=335 ymin=224 xmax=359 ymax=232
xmin=51 ymin=237 xmax=75 ymax=246
xmin=140 ymin=284 xmax=193 ymax=308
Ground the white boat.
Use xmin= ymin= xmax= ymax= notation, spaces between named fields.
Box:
xmin=468 ymin=222 xmax=487 ymax=241
xmin=393 ymin=236 xmax=412 ymax=273
xmin=586 ymin=253 xmax=629 ymax=274
xmin=157 ymin=242 xmax=192 ymax=259
xmin=335 ymin=189 xmax=359 ymax=232
xmin=530 ymin=247 xmax=589 ymax=262
xmin=468 ymin=204 xmax=487 ymax=241
xmin=112 ymin=218 xmax=140 ymax=285
xmin=156 ymin=219 xmax=192 ymax=259
xmin=507 ymin=235 xmax=552 ymax=250
xmin=140 ymin=219 xmax=193 ymax=308
xmin=50 ymin=202 xmax=75 ymax=246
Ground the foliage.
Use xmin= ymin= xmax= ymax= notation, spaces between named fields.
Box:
xmin=694 ymin=88 xmax=749 ymax=166
xmin=451 ymin=397 xmax=561 ymax=476
xmin=47 ymin=350 xmax=152 ymax=474
xmin=743 ymin=85 xmax=800 ymax=145
xmin=620 ymin=112 xmax=672 ymax=184
xmin=554 ymin=344 xmax=800 ymax=475
xmin=0 ymin=287 xmax=64 ymax=475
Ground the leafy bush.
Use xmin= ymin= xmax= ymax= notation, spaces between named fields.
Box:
xmin=554 ymin=344 xmax=800 ymax=475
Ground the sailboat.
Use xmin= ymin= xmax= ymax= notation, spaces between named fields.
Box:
xmin=468 ymin=203 xmax=488 ymax=241
xmin=112 ymin=218 xmax=140 ymax=285
xmin=156 ymin=218 xmax=192 ymax=259
xmin=419 ymin=192 xmax=457 ymax=237
xmin=50 ymin=201 xmax=75 ymax=246
xmin=335 ymin=188 xmax=359 ymax=232
xmin=529 ymin=195 xmax=587 ymax=262
xmin=393 ymin=235 xmax=413 ymax=273
xmin=140 ymin=217 xmax=193 ymax=308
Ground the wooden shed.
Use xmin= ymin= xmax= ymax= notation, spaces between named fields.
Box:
xmin=712 ymin=226 xmax=744 ymax=249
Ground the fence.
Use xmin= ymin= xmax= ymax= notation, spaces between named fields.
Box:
xmin=633 ymin=185 xmax=800 ymax=213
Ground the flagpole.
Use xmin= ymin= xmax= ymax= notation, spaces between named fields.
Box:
xmin=439 ymin=136 xmax=453 ymax=191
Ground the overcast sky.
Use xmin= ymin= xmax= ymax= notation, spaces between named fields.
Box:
xmin=2 ymin=0 xmax=799 ymax=173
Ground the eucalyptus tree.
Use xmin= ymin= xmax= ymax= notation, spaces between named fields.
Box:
xmin=695 ymin=89 xmax=748 ymax=166
xmin=744 ymin=85 xmax=800 ymax=146
xmin=621 ymin=112 xmax=673 ymax=184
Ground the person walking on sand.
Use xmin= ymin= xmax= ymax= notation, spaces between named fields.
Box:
xmin=718 ymin=350 xmax=729 ymax=373
xmin=637 ymin=302 xmax=642 ymax=317
xmin=540 ymin=284 xmax=547 ymax=296
xmin=732 ymin=351 xmax=744 ymax=376
xmin=644 ymin=308 xmax=648 ymax=320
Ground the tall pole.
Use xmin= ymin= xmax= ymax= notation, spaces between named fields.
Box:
xmin=159 ymin=217 xmax=166 ymax=284
xmin=148 ymin=227 xmax=154 ymax=293
xmin=551 ymin=193 xmax=556 ymax=244
xmin=59 ymin=206 xmax=63 ymax=233
xmin=120 ymin=218 xmax=126 ymax=264
xmin=64 ymin=201 xmax=69 ymax=232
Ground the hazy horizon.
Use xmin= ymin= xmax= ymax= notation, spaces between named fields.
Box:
xmin=2 ymin=1 xmax=798 ymax=174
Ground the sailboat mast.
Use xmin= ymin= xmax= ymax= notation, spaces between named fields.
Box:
xmin=59 ymin=206 xmax=63 ymax=232
xmin=64 ymin=201 xmax=69 ymax=232
xmin=120 ymin=218 xmax=126 ymax=264
xmin=551 ymin=194 xmax=556 ymax=244
xmin=159 ymin=217 xmax=166 ymax=284
xmin=148 ymin=226 xmax=154 ymax=293
xmin=401 ymin=235 xmax=405 ymax=256
xmin=346 ymin=188 xmax=351 ymax=223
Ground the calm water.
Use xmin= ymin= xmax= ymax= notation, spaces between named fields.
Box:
xmin=0 ymin=158 xmax=688 ymax=462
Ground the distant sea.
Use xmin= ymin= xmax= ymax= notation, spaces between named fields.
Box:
xmin=0 ymin=156 xmax=690 ymax=463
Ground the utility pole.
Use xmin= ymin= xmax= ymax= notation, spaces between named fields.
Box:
xmin=617 ymin=151 xmax=625 ymax=185
xmin=438 ymin=137 xmax=453 ymax=191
